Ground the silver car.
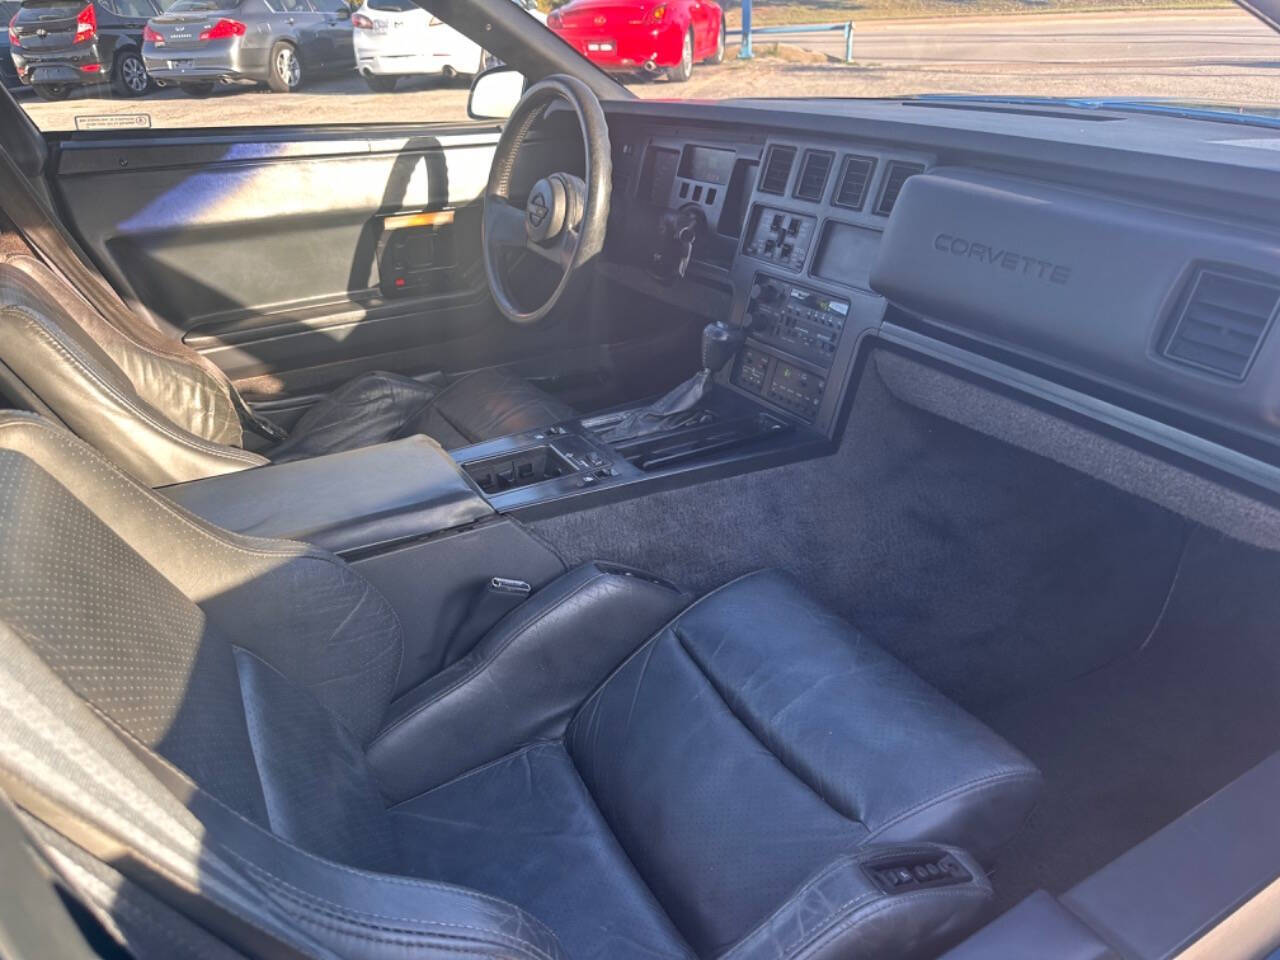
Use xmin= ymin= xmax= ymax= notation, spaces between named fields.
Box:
xmin=142 ymin=0 xmax=354 ymax=95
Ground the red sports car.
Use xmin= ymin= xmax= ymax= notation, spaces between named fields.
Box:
xmin=546 ymin=0 xmax=725 ymax=82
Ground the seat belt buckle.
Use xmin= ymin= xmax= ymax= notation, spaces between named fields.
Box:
xmin=489 ymin=577 xmax=532 ymax=597
xmin=443 ymin=577 xmax=534 ymax=666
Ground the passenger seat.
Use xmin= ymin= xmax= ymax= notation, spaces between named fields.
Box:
xmin=0 ymin=412 xmax=1042 ymax=960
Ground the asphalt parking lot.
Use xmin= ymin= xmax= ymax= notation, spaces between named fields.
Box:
xmin=15 ymin=8 xmax=1280 ymax=132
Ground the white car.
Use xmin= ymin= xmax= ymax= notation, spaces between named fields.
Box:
xmin=352 ymin=0 xmax=543 ymax=92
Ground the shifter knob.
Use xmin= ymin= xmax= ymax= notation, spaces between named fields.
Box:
xmin=702 ymin=321 xmax=745 ymax=373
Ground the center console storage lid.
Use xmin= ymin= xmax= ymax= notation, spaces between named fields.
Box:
xmin=162 ymin=436 xmax=493 ymax=555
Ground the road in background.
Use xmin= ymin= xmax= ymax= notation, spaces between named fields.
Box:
xmin=776 ymin=7 xmax=1277 ymax=66
xmin=17 ymin=7 xmax=1280 ymax=131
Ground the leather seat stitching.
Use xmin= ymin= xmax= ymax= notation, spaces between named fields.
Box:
xmin=791 ymin=885 xmax=990 ymax=960
xmin=370 ymin=572 xmax=609 ymax=747
xmin=5 ymin=306 xmax=259 ymax=464
xmin=567 ymin=568 xmax=772 ymax=732
xmin=673 ymin=624 xmax=869 ymax=829
xmin=388 ymin=741 xmax=559 ymax=806
xmin=16 ymin=698 xmax=561 ymax=950
xmin=862 ymin=769 xmax=1043 ymax=843
xmin=4 ymin=256 xmax=239 ymax=412
xmin=0 ymin=418 xmax=409 ymax=694
xmin=248 ymin=867 xmax=561 ymax=960
xmin=1 ymin=307 xmax=264 ymax=465
xmin=717 ymin=855 xmax=875 ymax=957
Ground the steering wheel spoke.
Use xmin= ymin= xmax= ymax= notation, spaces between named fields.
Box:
xmin=528 ymin=222 xmax=579 ymax=271
xmin=484 ymin=197 xmax=531 ymax=251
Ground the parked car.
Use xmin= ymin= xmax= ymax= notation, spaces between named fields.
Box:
xmin=1 ymin=0 xmax=24 ymax=90
xmin=142 ymin=0 xmax=354 ymax=95
xmin=8 ymin=0 xmax=154 ymax=101
xmin=546 ymin=0 xmax=723 ymax=82
xmin=352 ymin=0 xmax=542 ymax=93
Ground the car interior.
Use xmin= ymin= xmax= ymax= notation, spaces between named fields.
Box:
xmin=1 ymin=1 xmax=1280 ymax=956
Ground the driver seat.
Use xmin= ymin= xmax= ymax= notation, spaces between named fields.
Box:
xmin=0 ymin=253 xmax=576 ymax=485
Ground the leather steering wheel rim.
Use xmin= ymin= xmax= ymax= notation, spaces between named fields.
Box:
xmin=482 ymin=74 xmax=612 ymax=326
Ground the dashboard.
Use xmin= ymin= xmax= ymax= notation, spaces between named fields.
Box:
xmin=607 ymin=122 xmax=932 ymax=435
xmin=597 ymin=97 xmax=1280 ymax=493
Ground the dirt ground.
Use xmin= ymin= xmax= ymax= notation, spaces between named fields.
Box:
xmin=17 ymin=7 xmax=1280 ymax=133
xmin=723 ymin=0 xmax=1232 ymax=26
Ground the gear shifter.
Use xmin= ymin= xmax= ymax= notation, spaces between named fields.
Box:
xmin=597 ymin=321 xmax=745 ymax=442
xmin=701 ymin=319 xmax=746 ymax=373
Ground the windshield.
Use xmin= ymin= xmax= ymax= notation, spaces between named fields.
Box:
xmin=590 ymin=0 xmax=1280 ymax=124
xmin=10 ymin=0 xmax=1279 ymax=132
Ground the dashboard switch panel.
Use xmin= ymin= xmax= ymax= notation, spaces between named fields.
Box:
xmin=734 ymin=346 xmax=775 ymax=395
xmin=743 ymin=205 xmax=816 ymax=271
xmin=745 ymin=273 xmax=849 ymax=369
xmin=765 ymin=360 xmax=825 ymax=421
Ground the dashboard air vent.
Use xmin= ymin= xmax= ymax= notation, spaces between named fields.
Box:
xmin=833 ymin=155 xmax=876 ymax=210
xmin=874 ymin=161 xmax=925 ymax=216
xmin=793 ymin=150 xmax=834 ymax=202
xmin=1161 ymin=267 xmax=1280 ymax=381
xmin=759 ymin=145 xmax=796 ymax=195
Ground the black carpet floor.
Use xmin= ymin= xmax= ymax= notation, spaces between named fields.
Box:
xmin=533 ymin=359 xmax=1188 ymax=711
xmin=531 ymin=359 xmax=1280 ymax=915
xmin=978 ymin=528 xmax=1280 ymax=913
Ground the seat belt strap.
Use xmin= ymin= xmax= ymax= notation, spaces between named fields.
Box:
xmin=230 ymin=388 xmax=291 ymax=443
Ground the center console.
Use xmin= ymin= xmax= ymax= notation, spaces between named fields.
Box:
xmin=732 ymin=274 xmax=850 ymax=422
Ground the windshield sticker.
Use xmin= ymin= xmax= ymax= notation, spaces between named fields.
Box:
xmin=73 ymin=115 xmax=153 ymax=132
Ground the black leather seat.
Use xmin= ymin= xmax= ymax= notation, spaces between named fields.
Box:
xmin=0 ymin=414 xmax=1043 ymax=960
xmin=0 ymin=254 xmax=575 ymax=485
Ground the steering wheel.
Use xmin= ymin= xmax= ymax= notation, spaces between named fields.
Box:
xmin=482 ymin=74 xmax=612 ymax=326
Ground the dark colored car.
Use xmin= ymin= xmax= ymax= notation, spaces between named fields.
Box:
xmin=143 ymin=0 xmax=355 ymax=95
xmin=8 ymin=0 xmax=154 ymax=100
xmin=1 ymin=0 xmax=23 ymax=90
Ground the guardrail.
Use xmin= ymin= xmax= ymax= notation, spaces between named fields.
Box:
xmin=727 ymin=21 xmax=855 ymax=63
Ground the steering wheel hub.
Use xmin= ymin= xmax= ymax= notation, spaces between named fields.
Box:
xmin=526 ymin=176 xmax=566 ymax=243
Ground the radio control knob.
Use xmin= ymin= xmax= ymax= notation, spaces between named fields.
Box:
xmin=752 ymin=281 xmax=782 ymax=305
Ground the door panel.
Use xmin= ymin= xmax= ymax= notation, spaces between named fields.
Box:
xmin=49 ymin=126 xmax=595 ymax=395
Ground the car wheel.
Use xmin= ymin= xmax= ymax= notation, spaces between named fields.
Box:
xmin=705 ymin=17 xmax=726 ymax=64
xmin=363 ymin=73 xmax=397 ymax=93
xmin=267 ymin=41 xmax=302 ymax=93
xmin=111 ymin=49 xmax=150 ymax=97
xmin=32 ymin=83 xmax=71 ymax=101
xmin=667 ymin=28 xmax=694 ymax=82
xmin=180 ymin=81 xmax=216 ymax=97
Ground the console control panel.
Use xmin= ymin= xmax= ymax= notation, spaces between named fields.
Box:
xmin=743 ymin=207 xmax=816 ymax=271
xmin=744 ymin=274 xmax=849 ymax=369
xmin=733 ymin=346 xmax=827 ymax=422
